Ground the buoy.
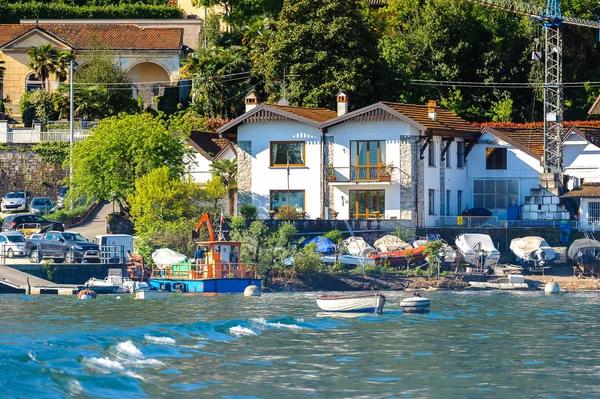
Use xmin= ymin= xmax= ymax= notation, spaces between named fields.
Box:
xmin=116 ymin=296 xmax=121 ymax=300
xmin=77 ymin=288 xmax=97 ymax=300
xmin=544 ymin=282 xmax=560 ymax=294
xmin=244 ymin=285 xmax=261 ymax=296
xmin=400 ymin=293 xmax=430 ymax=314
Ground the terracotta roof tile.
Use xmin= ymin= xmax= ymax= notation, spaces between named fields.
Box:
xmin=563 ymin=183 xmax=600 ymax=198
xmin=382 ymin=102 xmax=480 ymax=134
xmin=269 ymin=104 xmax=337 ymax=123
xmin=0 ymin=24 xmax=182 ymax=50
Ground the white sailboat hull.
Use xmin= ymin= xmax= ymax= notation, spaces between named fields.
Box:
xmin=316 ymin=293 xmax=385 ymax=313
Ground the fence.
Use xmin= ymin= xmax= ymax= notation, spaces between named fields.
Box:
xmin=431 ymin=216 xmax=579 ymax=230
xmin=99 ymin=245 xmax=127 ymax=264
xmin=0 ymin=120 xmax=94 ymax=144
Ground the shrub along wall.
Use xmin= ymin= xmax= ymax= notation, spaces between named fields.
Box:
xmin=0 ymin=3 xmax=184 ymax=24
xmin=0 ymin=145 xmax=67 ymax=199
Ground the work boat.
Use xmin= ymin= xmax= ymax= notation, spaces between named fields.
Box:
xmin=148 ymin=212 xmax=261 ymax=293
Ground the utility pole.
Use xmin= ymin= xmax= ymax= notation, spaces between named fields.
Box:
xmin=69 ymin=60 xmax=74 ymax=182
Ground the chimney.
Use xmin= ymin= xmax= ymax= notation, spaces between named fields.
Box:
xmin=336 ymin=91 xmax=348 ymax=117
xmin=244 ymin=90 xmax=259 ymax=112
xmin=428 ymin=100 xmax=437 ymax=121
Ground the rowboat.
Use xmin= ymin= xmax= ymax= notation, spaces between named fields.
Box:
xmin=316 ymin=293 xmax=386 ymax=313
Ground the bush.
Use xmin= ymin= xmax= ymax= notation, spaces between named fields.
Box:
xmin=323 ymin=229 xmax=343 ymax=244
xmin=50 ymin=204 xmax=89 ymax=222
xmin=19 ymin=90 xmax=56 ymax=127
xmin=293 ymin=243 xmax=322 ymax=277
xmin=0 ymin=3 xmax=183 ymax=23
xmin=32 ymin=142 xmax=69 ymax=164
xmin=274 ymin=204 xmax=304 ymax=220
xmin=239 ymin=204 xmax=258 ymax=220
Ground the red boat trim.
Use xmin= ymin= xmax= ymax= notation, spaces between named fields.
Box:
xmin=316 ymin=293 xmax=383 ymax=300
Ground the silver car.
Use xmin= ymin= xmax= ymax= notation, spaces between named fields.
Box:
xmin=0 ymin=232 xmax=27 ymax=257
xmin=30 ymin=197 xmax=56 ymax=215
xmin=1 ymin=191 xmax=31 ymax=213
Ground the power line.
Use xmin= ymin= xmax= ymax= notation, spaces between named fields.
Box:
xmin=409 ymin=79 xmax=600 ymax=89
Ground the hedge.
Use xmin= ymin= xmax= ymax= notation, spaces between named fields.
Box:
xmin=1 ymin=3 xmax=184 ymax=24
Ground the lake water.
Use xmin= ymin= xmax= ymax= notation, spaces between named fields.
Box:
xmin=1 ymin=291 xmax=599 ymax=398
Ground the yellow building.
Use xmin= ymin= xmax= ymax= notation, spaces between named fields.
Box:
xmin=0 ymin=22 xmax=184 ymax=115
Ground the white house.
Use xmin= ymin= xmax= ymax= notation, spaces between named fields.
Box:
xmin=479 ymin=124 xmax=600 ymax=222
xmin=564 ymin=183 xmax=600 ymax=231
xmin=217 ymin=93 xmax=480 ymax=225
xmin=187 ymin=131 xmax=236 ymax=184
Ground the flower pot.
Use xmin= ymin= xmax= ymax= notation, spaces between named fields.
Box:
xmin=379 ymin=175 xmax=391 ymax=181
xmin=327 ymin=176 xmax=337 ymax=182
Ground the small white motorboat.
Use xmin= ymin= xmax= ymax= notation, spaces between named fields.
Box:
xmin=468 ymin=274 xmax=529 ymax=290
xmin=316 ymin=293 xmax=385 ymax=313
xmin=400 ymin=295 xmax=430 ymax=313
xmin=84 ymin=268 xmax=128 ymax=294
xmin=134 ymin=289 xmax=169 ymax=300
xmin=455 ymin=234 xmax=500 ymax=268
xmin=510 ymin=236 xmax=555 ymax=270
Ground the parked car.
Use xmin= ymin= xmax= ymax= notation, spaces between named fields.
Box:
xmin=25 ymin=230 xmax=100 ymax=263
xmin=56 ymin=187 xmax=68 ymax=210
xmin=1 ymin=191 xmax=32 ymax=213
xmin=0 ymin=232 xmax=27 ymax=258
xmin=30 ymin=197 xmax=56 ymax=215
xmin=1 ymin=214 xmax=64 ymax=235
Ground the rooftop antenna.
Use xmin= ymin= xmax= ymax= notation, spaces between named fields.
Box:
xmin=275 ymin=68 xmax=299 ymax=106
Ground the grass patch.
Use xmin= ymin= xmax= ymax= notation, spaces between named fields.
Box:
xmin=49 ymin=205 xmax=90 ymax=222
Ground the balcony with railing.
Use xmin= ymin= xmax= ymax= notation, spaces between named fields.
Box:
xmin=0 ymin=120 xmax=95 ymax=144
xmin=326 ymin=165 xmax=398 ymax=183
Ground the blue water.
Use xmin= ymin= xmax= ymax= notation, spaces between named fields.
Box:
xmin=1 ymin=291 xmax=600 ymax=398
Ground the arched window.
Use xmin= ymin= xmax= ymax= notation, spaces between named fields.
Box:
xmin=25 ymin=73 xmax=42 ymax=92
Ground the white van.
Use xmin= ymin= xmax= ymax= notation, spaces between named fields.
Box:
xmin=95 ymin=234 xmax=134 ymax=263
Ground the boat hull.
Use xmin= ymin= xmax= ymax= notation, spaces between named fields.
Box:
xmin=148 ymin=278 xmax=262 ymax=293
xmin=316 ymin=293 xmax=386 ymax=313
xmin=400 ymin=297 xmax=430 ymax=313
xmin=134 ymin=290 xmax=169 ymax=299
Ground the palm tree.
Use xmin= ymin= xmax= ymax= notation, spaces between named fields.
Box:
xmin=210 ymin=158 xmax=237 ymax=216
xmin=27 ymin=44 xmax=58 ymax=90
xmin=27 ymin=45 xmax=74 ymax=90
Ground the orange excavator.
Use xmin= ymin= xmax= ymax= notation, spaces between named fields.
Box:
xmin=193 ymin=212 xmax=215 ymax=241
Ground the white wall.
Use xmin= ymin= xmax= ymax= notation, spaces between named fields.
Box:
xmin=326 ymin=120 xmax=417 ymax=220
xmin=444 ymin=139 xmax=469 ymax=217
xmin=564 ymin=133 xmax=600 ymax=182
xmin=579 ymin=198 xmax=600 ymax=230
xmin=467 ymin=132 xmax=542 ymax=220
xmin=238 ymin=121 xmax=323 ymax=219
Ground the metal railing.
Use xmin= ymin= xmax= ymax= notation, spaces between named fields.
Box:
xmin=99 ymin=245 xmax=127 ymax=264
xmin=431 ymin=216 xmax=580 ymax=230
xmin=151 ymin=262 xmax=257 ymax=279
xmin=0 ymin=120 xmax=95 ymax=144
xmin=327 ymin=166 xmax=399 ymax=183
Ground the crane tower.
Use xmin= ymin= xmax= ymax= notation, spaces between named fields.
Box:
xmin=465 ymin=0 xmax=600 ymax=175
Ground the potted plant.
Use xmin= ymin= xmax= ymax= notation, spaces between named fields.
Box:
xmin=268 ymin=209 xmax=276 ymax=219
xmin=327 ymin=163 xmax=336 ymax=181
xmin=379 ymin=162 xmax=393 ymax=181
xmin=332 ymin=210 xmax=339 ymax=219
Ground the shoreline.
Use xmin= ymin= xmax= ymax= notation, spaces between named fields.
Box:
xmin=263 ymin=273 xmax=600 ymax=293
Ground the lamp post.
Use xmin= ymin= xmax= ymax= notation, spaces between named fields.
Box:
xmin=69 ymin=60 xmax=74 ymax=182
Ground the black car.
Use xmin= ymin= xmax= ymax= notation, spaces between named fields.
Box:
xmin=1 ymin=214 xmax=64 ymax=233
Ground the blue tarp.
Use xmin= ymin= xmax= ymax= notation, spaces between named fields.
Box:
xmin=507 ymin=205 xmax=520 ymax=220
xmin=301 ymin=236 xmax=336 ymax=254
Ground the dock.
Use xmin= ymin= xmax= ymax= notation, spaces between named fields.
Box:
xmin=0 ymin=265 xmax=80 ymax=295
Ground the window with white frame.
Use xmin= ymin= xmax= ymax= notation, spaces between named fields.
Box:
xmin=589 ymin=202 xmax=600 ymax=223
xmin=446 ymin=190 xmax=451 ymax=216
xmin=428 ymin=141 xmax=436 ymax=167
xmin=445 ymin=143 xmax=451 ymax=168
xmin=25 ymin=73 xmax=43 ymax=92
xmin=457 ymin=190 xmax=463 ymax=215
xmin=473 ymin=179 xmax=518 ymax=209
xmin=457 ymin=142 xmax=465 ymax=168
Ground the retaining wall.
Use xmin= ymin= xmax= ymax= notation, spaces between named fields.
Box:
xmin=7 ymin=263 xmax=127 ymax=285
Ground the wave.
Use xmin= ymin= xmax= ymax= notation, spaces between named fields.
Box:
xmin=251 ymin=318 xmax=304 ymax=330
xmin=144 ymin=335 xmax=176 ymax=345
xmin=116 ymin=341 xmax=144 ymax=359
xmin=83 ymin=357 xmax=125 ymax=372
xmin=230 ymin=326 xmax=257 ymax=337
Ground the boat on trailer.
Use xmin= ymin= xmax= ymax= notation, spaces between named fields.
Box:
xmin=510 ymin=236 xmax=555 ymax=271
xmin=455 ymin=234 xmax=500 ymax=269
xmin=148 ymin=212 xmax=261 ymax=294
xmin=316 ymin=293 xmax=386 ymax=313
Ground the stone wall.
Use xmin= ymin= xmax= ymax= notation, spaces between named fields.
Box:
xmin=326 ymin=136 xmax=334 ymax=219
xmin=0 ymin=146 xmax=67 ymax=198
xmin=237 ymin=140 xmax=252 ymax=208
xmin=399 ymin=137 xmax=424 ymax=226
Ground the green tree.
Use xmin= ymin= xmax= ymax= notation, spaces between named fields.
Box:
xmin=201 ymin=175 xmax=228 ymax=210
xmin=254 ymin=0 xmax=392 ymax=109
xmin=210 ymin=158 xmax=237 ymax=216
xmin=70 ymin=113 xmax=189 ymax=214
xmin=192 ymin=0 xmax=283 ymax=29
xmin=73 ymin=45 xmax=137 ymax=118
xmin=20 ymin=89 xmax=56 ymax=126
xmin=26 ymin=44 xmax=73 ymax=90
xmin=180 ymin=46 xmax=252 ymax=118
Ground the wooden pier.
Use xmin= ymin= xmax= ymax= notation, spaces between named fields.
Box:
xmin=0 ymin=265 xmax=80 ymax=295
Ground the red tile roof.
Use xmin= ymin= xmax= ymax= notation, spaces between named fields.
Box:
xmin=383 ymin=102 xmax=480 ymax=134
xmin=0 ymin=24 xmax=182 ymax=50
xmin=269 ymin=104 xmax=337 ymax=123
xmin=563 ymin=183 xmax=600 ymax=198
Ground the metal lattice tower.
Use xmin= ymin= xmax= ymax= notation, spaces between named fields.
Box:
xmin=465 ymin=0 xmax=600 ymax=174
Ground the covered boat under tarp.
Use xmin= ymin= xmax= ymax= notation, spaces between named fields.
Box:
xmin=568 ymin=239 xmax=600 ymax=275
xmin=510 ymin=236 xmax=555 ymax=269
xmin=342 ymin=237 xmax=376 ymax=257
xmin=152 ymin=248 xmax=188 ymax=266
xmin=373 ymin=235 xmax=412 ymax=252
xmin=455 ymin=234 xmax=500 ymax=268
xmin=301 ymin=236 xmax=336 ymax=254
